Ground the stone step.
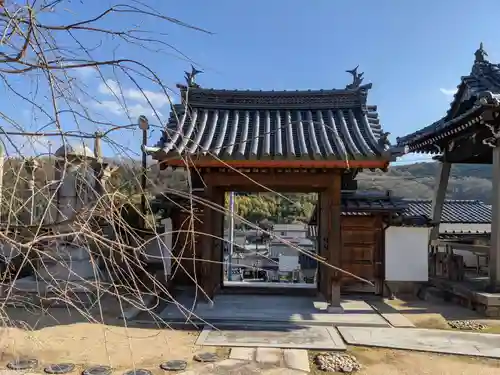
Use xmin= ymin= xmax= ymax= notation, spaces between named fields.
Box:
xmin=229 ymin=347 xmax=310 ymax=373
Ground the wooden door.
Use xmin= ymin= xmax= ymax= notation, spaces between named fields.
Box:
xmin=340 ymin=216 xmax=382 ymax=288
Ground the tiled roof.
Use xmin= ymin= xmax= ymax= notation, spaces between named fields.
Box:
xmin=397 ymin=50 xmax=500 ymax=152
xmin=403 ymin=199 xmax=491 ymax=224
xmin=151 ymin=83 xmax=405 ymax=161
xmin=308 ymin=192 xmax=407 ymax=225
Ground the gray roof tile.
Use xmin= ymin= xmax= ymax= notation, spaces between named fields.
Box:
xmin=403 ymin=199 xmax=491 ymax=224
xmin=155 ymin=88 xmax=398 ymax=161
xmin=308 ymin=192 xmax=407 ymax=225
xmin=397 ymin=55 xmax=500 ymax=151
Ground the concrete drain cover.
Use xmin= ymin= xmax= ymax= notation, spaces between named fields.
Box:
xmin=123 ymin=370 xmax=152 ymax=375
xmin=7 ymin=359 xmax=38 ymax=370
xmin=159 ymin=361 xmax=187 ymax=371
xmin=82 ymin=366 xmax=112 ymax=375
xmin=44 ymin=364 xmax=75 ymax=374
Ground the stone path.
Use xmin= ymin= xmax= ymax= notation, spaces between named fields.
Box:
xmin=197 ymin=324 xmax=346 ymax=350
xmin=156 ymin=294 xmax=389 ymax=327
xmin=368 ymin=300 xmax=416 ymax=328
xmin=338 ymin=326 xmax=500 ymax=358
xmin=176 ymin=347 xmax=310 ymax=374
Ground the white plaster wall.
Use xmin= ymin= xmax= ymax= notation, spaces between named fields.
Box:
xmin=385 ymin=226 xmax=430 ymax=282
xmin=439 ymin=223 xmax=490 ymax=233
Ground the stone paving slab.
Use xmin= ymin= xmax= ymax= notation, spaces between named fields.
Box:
xmin=256 ymin=348 xmax=281 ymax=364
xmin=338 ymin=326 xmax=500 ymax=358
xmin=368 ymin=300 xmax=416 ymax=328
xmin=197 ymin=324 xmax=347 ymax=350
xmin=230 ymin=347 xmax=255 ymax=361
xmin=283 ymin=349 xmax=310 ymax=372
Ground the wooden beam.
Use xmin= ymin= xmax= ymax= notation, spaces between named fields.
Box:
xmin=202 ymin=171 xmax=338 ymax=191
xmin=211 ymin=187 xmax=225 ymax=295
xmin=318 ymin=191 xmax=328 ymax=299
xmin=490 ymin=145 xmax=500 ymax=289
xmin=158 ymin=157 xmax=390 ymax=170
xmin=328 ymin=173 xmax=342 ymax=309
xmin=319 ymin=172 xmax=342 ymax=309
xmin=429 ymin=162 xmax=451 ymax=242
xmin=201 ymin=185 xmax=215 ymax=303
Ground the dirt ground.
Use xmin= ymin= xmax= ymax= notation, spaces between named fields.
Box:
xmin=309 ymin=347 xmax=500 ymax=375
xmin=0 ymin=295 xmax=222 ymax=374
xmin=350 ymin=347 xmax=500 ymax=375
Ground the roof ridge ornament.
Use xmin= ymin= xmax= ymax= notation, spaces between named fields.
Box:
xmin=184 ymin=64 xmax=203 ymax=88
xmin=345 ymin=65 xmax=372 ymax=90
xmin=474 ymin=42 xmax=488 ymax=63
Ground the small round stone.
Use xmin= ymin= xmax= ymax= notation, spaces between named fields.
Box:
xmin=159 ymin=360 xmax=187 ymax=371
xmin=82 ymin=365 xmax=112 ymax=375
xmin=45 ymin=363 xmax=76 ymax=374
xmin=193 ymin=352 xmax=218 ymax=363
xmin=7 ymin=358 xmax=38 ymax=370
xmin=447 ymin=320 xmax=487 ymax=331
xmin=314 ymin=353 xmax=362 ymax=373
xmin=123 ymin=369 xmax=152 ymax=375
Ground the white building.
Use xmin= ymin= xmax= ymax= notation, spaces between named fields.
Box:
xmin=272 ymin=223 xmax=308 ymax=238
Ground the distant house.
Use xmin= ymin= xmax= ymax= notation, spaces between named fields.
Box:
xmin=272 ymin=223 xmax=308 ymax=238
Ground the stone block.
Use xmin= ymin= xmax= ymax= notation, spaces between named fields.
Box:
xmin=229 ymin=347 xmax=254 ymax=361
xmin=256 ymin=348 xmax=281 ymax=364
xmin=485 ymin=307 xmax=500 ymax=317
xmin=283 ymin=349 xmax=310 ymax=372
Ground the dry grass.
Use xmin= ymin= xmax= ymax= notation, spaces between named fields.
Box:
xmin=379 ymin=297 xmax=500 ymax=332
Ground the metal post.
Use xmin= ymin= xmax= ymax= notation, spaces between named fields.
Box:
xmin=228 ymin=191 xmax=235 ymax=281
xmin=24 ymin=158 xmax=39 ymax=225
xmin=138 ymin=116 xmax=149 ymax=229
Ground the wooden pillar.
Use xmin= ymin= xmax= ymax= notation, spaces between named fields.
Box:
xmin=489 ymin=146 xmax=500 ymax=289
xmin=201 ymin=185 xmax=215 ymax=303
xmin=211 ymin=187 xmax=225 ymax=295
xmin=318 ymin=192 xmax=328 ymax=298
xmin=319 ymin=172 xmax=342 ymax=310
xmin=429 ymin=162 xmax=451 ymax=242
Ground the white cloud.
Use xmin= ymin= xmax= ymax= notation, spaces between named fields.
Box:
xmin=124 ymin=88 xmax=171 ymax=108
xmin=439 ymin=88 xmax=457 ymax=96
xmin=75 ymin=66 xmax=98 ymax=80
xmin=93 ymin=100 xmax=163 ymax=119
xmin=98 ymin=79 xmax=120 ymax=96
xmin=3 ymin=135 xmax=53 ymax=157
xmin=392 ymin=153 xmax=433 ymax=166
xmin=96 ymin=79 xmax=172 ymax=118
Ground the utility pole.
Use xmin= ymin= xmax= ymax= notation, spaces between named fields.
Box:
xmin=228 ymin=191 xmax=235 ymax=281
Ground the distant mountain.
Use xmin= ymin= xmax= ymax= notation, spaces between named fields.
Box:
xmin=1 ymin=157 xmax=492 ymax=225
xmin=358 ymin=162 xmax=492 ymax=203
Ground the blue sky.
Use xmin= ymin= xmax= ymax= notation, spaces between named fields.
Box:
xmin=2 ymin=0 xmax=500 ymax=164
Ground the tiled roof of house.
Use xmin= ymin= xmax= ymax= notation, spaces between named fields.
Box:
xmin=308 ymin=192 xmax=407 ymax=225
xmin=396 ymin=45 xmax=500 ymax=152
xmin=403 ymin=199 xmax=491 ymax=224
xmin=148 ymin=71 xmax=406 ymax=162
